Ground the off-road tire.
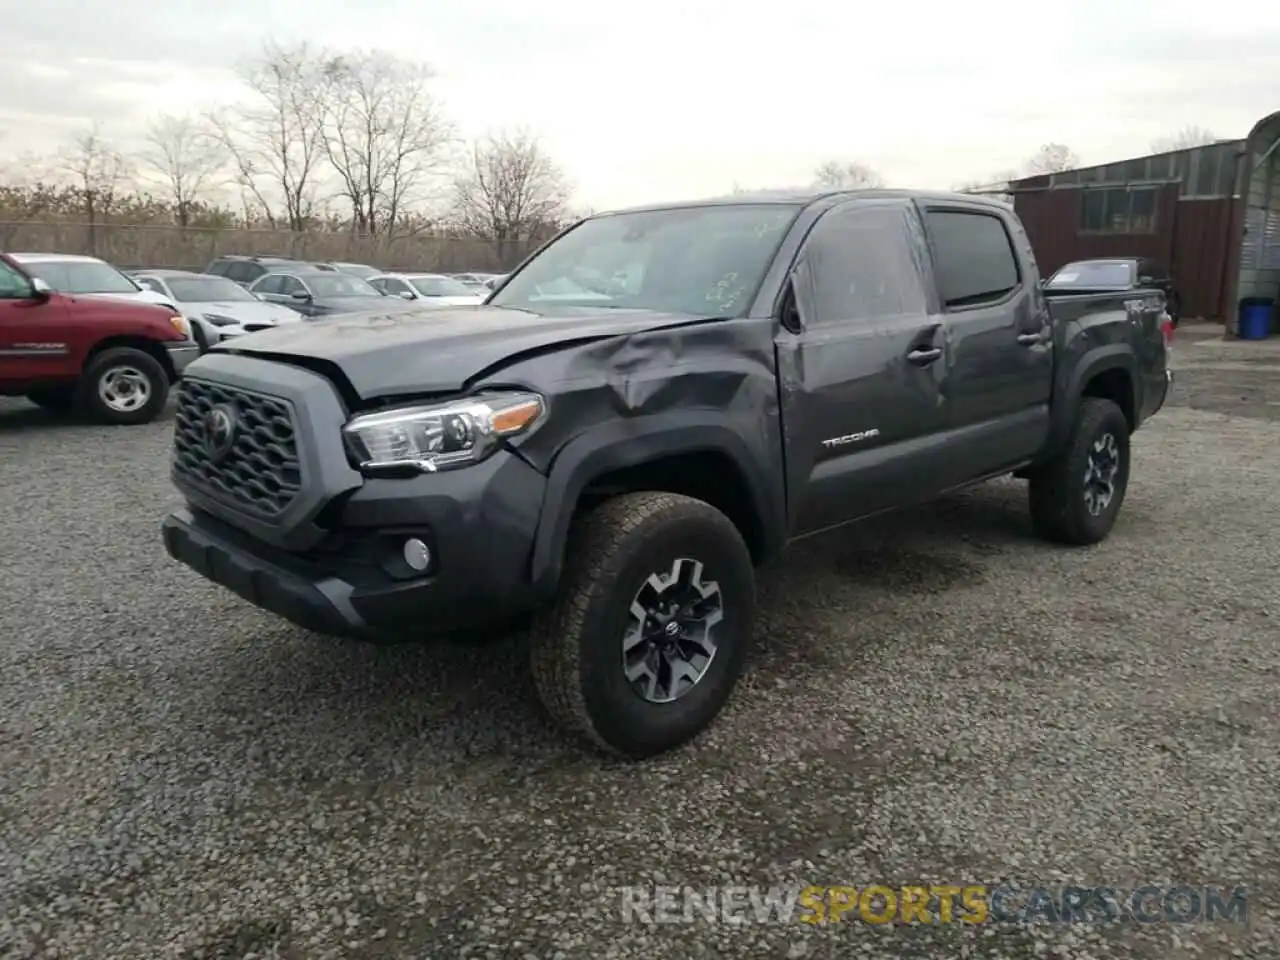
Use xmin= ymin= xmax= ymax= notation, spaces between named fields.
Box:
xmin=26 ymin=387 xmax=76 ymax=415
xmin=530 ymin=491 xmax=755 ymax=759
xmin=1028 ymin=397 xmax=1131 ymax=545
xmin=78 ymin=347 xmax=170 ymax=425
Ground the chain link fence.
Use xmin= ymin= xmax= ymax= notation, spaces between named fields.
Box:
xmin=0 ymin=220 xmax=546 ymax=273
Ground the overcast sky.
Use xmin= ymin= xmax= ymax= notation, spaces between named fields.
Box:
xmin=2 ymin=0 xmax=1276 ymax=210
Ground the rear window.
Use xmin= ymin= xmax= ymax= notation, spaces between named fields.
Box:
xmin=1047 ymin=261 xmax=1134 ymax=289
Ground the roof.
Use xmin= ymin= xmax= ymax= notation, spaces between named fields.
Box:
xmin=136 ymin=269 xmax=203 ymax=277
xmin=9 ymin=252 xmax=105 ymax=263
xmin=596 ymin=188 xmax=1012 ymax=217
xmin=373 ymin=272 xmax=448 ymax=280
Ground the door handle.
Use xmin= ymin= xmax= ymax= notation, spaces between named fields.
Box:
xmin=906 ymin=346 xmax=942 ymax=364
xmin=1016 ymin=333 xmax=1041 ymax=345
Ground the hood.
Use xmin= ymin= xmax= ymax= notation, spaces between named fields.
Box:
xmin=217 ymin=304 xmax=715 ymax=397
xmin=195 ymin=300 xmax=300 ymax=324
xmin=88 ymin=289 xmax=178 ymax=310
xmin=425 ymin=295 xmax=485 ymax=306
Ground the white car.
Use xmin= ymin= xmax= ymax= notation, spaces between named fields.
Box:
xmin=9 ymin=252 xmax=179 ymax=312
xmin=132 ymin=270 xmax=303 ymax=352
xmin=369 ymin=272 xmax=486 ymax=306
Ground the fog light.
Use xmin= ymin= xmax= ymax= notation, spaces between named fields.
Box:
xmin=403 ymin=538 xmax=431 ymax=572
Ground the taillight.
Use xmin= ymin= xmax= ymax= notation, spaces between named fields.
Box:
xmin=1160 ymin=312 xmax=1175 ymax=345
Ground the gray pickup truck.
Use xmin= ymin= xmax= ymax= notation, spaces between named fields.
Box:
xmin=161 ymin=189 xmax=1172 ymax=758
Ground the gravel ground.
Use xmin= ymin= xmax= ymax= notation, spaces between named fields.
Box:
xmin=2 ymin=344 xmax=1278 ymax=959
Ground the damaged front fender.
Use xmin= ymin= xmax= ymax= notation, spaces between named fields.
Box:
xmin=485 ymin=315 xmax=787 ymax=596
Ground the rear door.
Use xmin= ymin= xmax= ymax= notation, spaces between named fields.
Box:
xmin=0 ymin=259 xmax=77 ymax=385
xmin=919 ymin=203 xmax=1052 ymax=484
xmin=776 ymin=197 xmax=952 ymax=535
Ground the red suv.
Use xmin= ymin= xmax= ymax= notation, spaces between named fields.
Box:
xmin=0 ymin=253 xmax=199 ymax=424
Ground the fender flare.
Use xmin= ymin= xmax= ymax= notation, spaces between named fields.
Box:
xmin=1047 ymin=344 xmax=1139 ymax=454
xmin=528 ymin=410 xmax=784 ymax=597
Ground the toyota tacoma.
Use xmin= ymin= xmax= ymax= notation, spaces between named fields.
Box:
xmin=161 ymin=189 xmax=1172 ymax=758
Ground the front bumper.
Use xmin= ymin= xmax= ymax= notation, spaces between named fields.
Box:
xmin=162 ymin=450 xmax=547 ymax=640
xmin=166 ymin=342 xmax=200 ymax=375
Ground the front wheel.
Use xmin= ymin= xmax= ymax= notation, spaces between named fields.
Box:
xmin=79 ymin=347 xmax=170 ymax=425
xmin=530 ymin=492 xmax=756 ymax=759
xmin=1028 ymin=397 xmax=1131 ymax=545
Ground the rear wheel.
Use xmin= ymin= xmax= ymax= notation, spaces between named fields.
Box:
xmin=78 ymin=348 xmax=170 ymax=425
xmin=1028 ymin=398 xmax=1131 ymax=545
xmin=530 ymin=492 xmax=756 ymax=759
xmin=26 ymin=387 xmax=76 ymax=415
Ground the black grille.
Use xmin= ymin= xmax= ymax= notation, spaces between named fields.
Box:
xmin=173 ymin=379 xmax=303 ymax=518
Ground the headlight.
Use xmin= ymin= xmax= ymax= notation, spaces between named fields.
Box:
xmin=167 ymin=314 xmax=190 ymax=337
xmin=202 ymin=313 xmax=239 ymax=327
xmin=342 ymin=392 xmax=545 ymax=474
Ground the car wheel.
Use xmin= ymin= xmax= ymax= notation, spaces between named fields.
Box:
xmin=26 ymin=387 xmax=76 ymax=415
xmin=530 ymin=491 xmax=756 ymax=759
xmin=1028 ymin=397 xmax=1131 ymax=546
xmin=79 ymin=347 xmax=170 ymax=425
xmin=191 ymin=323 xmax=211 ymax=354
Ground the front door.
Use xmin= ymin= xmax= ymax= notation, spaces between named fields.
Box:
xmin=776 ymin=198 xmax=952 ymax=536
xmin=0 ymin=260 xmax=76 ymax=386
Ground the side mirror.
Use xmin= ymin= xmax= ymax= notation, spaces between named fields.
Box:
xmin=399 ymin=290 xmax=415 ymax=300
xmin=30 ymin=277 xmax=53 ymax=299
xmin=291 ymin=290 xmax=312 ymax=301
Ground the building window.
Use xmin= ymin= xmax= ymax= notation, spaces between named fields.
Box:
xmin=1079 ymin=187 xmax=1160 ymax=233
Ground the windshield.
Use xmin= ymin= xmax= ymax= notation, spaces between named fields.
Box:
xmin=410 ymin=276 xmax=475 ymax=297
xmin=1047 ymin=261 xmax=1134 ymax=288
xmin=490 ymin=203 xmax=802 ymax=316
xmin=308 ymin=275 xmax=382 ymax=298
xmin=165 ymin=277 xmax=258 ymax=302
xmin=23 ymin=259 xmax=139 ymax=294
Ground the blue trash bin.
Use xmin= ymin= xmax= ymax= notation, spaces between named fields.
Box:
xmin=1238 ymin=298 xmax=1274 ymax=340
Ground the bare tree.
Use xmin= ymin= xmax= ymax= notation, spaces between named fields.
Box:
xmin=320 ymin=50 xmax=453 ymax=237
xmin=1023 ymin=143 xmax=1079 ymax=176
xmin=140 ymin=114 xmax=226 ymax=227
xmin=54 ymin=126 xmax=133 ymax=252
xmin=451 ymin=130 xmax=571 ymax=264
xmin=1150 ymin=125 xmax=1219 ymax=153
xmin=209 ymin=41 xmax=332 ymax=231
xmin=813 ymin=160 xmax=884 ymax=189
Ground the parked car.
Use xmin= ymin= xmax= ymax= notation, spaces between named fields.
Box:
xmin=451 ymin=272 xmax=501 ymax=292
xmin=484 ymin=274 xmax=507 ymax=291
xmin=328 ymin=262 xmax=381 ymax=280
xmin=161 ymin=188 xmax=1171 ymax=758
xmin=0 ymin=254 xmax=197 ymax=424
xmin=1044 ymin=257 xmax=1182 ymax=325
xmin=248 ymin=270 xmax=400 ymax=318
xmin=8 ymin=252 xmax=178 ymax=311
xmin=368 ymin=272 xmax=486 ymax=306
xmin=205 ymin=255 xmax=336 ymax=288
xmin=132 ymin=270 xmax=303 ymax=353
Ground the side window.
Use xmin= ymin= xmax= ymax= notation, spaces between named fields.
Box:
xmin=383 ymin=279 xmax=408 ymax=295
xmin=0 ymin=260 xmax=32 ymax=299
xmin=926 ymin=210 xmax=1021 ymax=308
xmin=794 ymin=202 xmax=929 ymax=327
xmin=254 ymin=275 xmax=282 ymax=295
xmin=206 ymin=261 xmax=230 ymax=276
xmin=279 ymin=276 xmax=305 ymax=296
xmin=225 ymin=262 xmax=253 ymax=284
xmin=136 ymin=277 xmax=163 ymax=293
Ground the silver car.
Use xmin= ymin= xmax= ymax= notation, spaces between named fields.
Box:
xmin=133 ymin=270 xmax=303 ymax=352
